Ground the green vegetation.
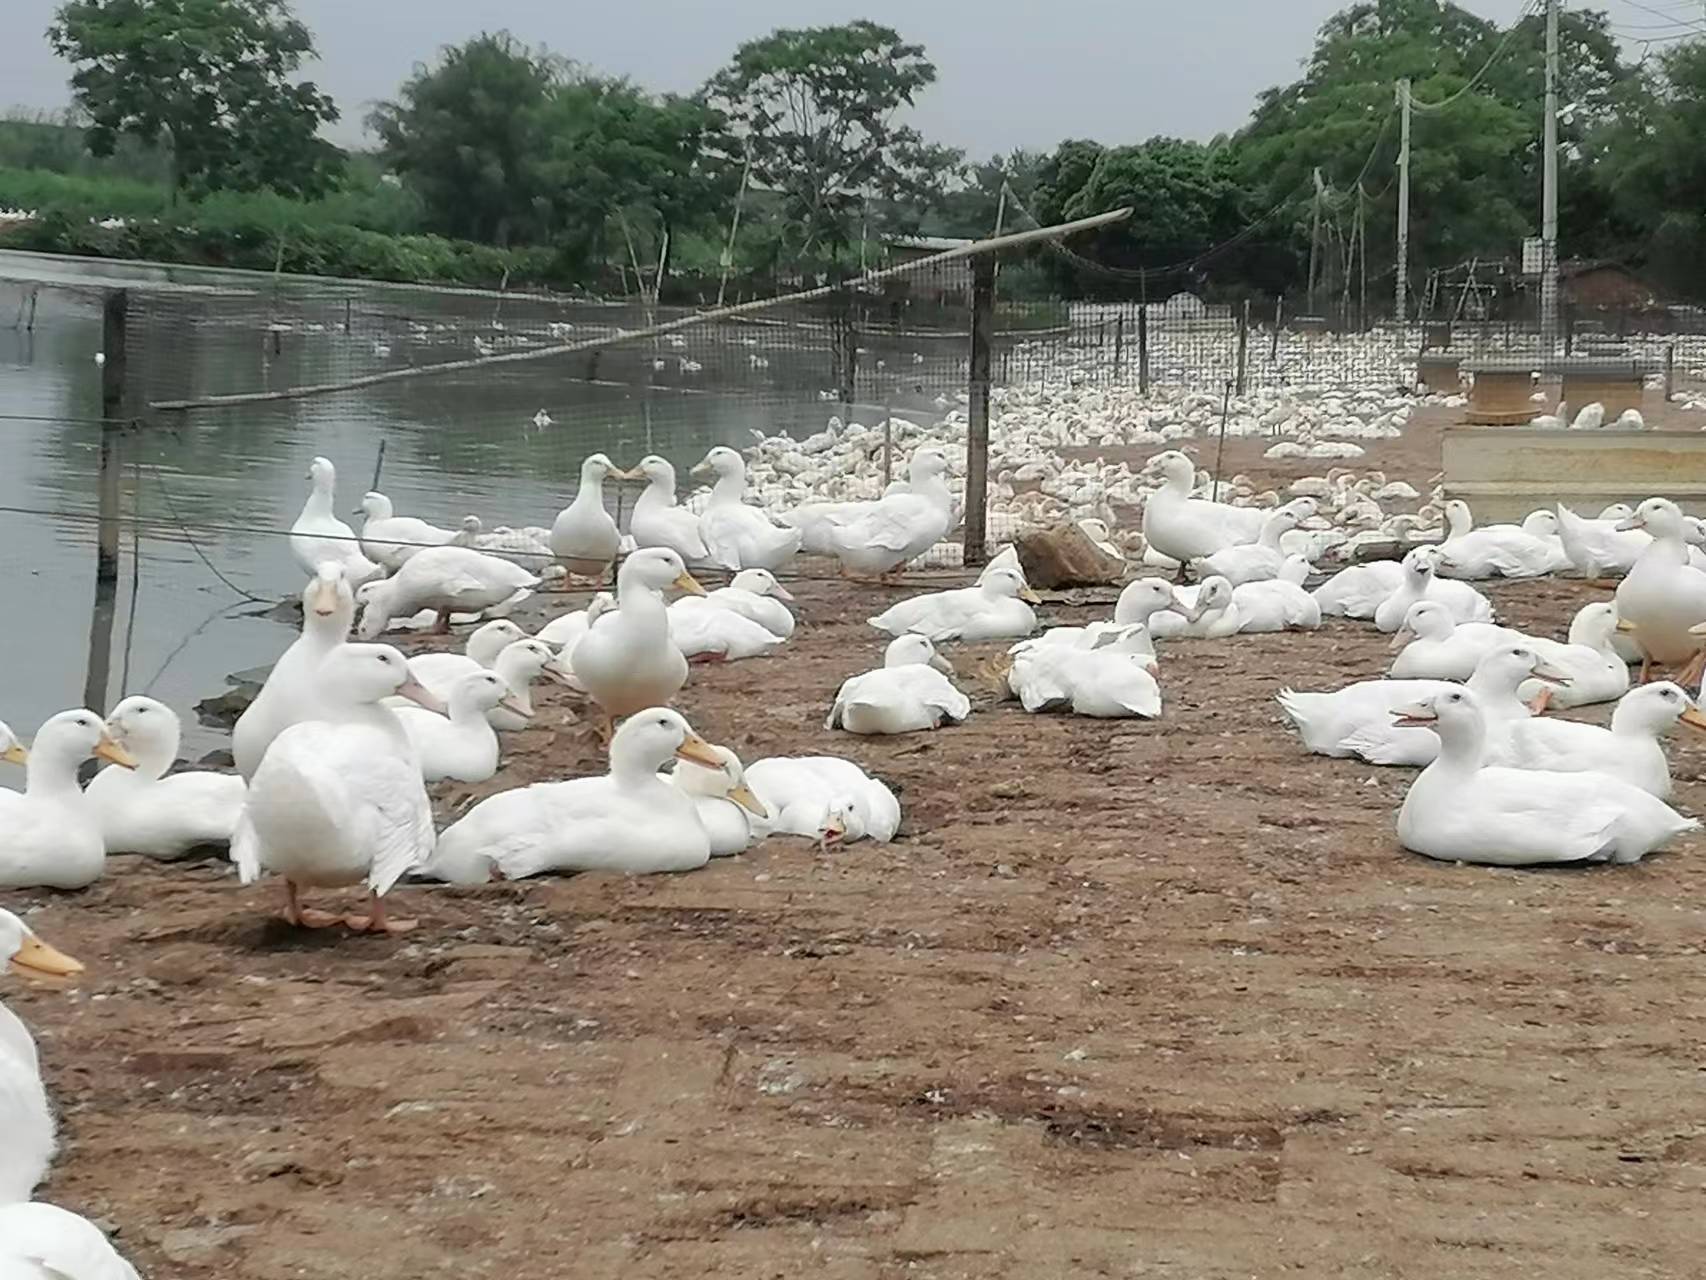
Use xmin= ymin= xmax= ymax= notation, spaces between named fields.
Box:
xmin=9 ymin=1 xmax=1706 ymax=301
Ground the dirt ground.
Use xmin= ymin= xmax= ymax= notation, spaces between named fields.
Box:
xmin=10 ymin=554 xmax=1706 ymax=1278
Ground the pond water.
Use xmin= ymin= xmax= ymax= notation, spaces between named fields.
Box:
xmin=0 ymin=250 xmax=967 ymax=753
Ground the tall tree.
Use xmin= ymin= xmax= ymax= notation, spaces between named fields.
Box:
xmin=1236 ymin=0 xmax=1642 ymax=296
xmin=530 ymin=77 xmax=733 ymax=277
xmin=369 ymin=32 xmax=561 ymax=246
xmin=47 ymin=0 xmax=340 ymax=199
xmin=705 ymin=20 xmax=962 ymax=266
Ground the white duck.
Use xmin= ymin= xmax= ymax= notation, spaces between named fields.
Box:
xmin=357 ymin=546 xmax=538 ymax=637
xmin=0 ymin=711 xmax=134 ymax=890
xmin=1232 ymin=556 xmax=1322 ymax=633
xmin=396 ymin=669 xmax=524 ymax=783
xmin=743 ymin=755 xmax=901 ymax=846
xmin=1022 ymin=578 xmax=1187 ymax=657
xmin=1388 ymin=600 xmax=1522 ymax=680
xmin=668 ymin=596 xmax=786 ymax=661
xmin=1513 ymin=601 xmax=1630 ymax=711
xmin=0 ymin=1202 xmax=141 ymax=1279
xmin=664 ymin=745 xmax=768 ymax=857
xmin=1008 ymin=624 xmax=1162 ymax=718
xmin=1492 ymin=681 xmax=1706 ymax=799
xmin=402 ymin=619 xmax=527 ymax=686
xmin=1614 ymin=498 xmax=1706 ymax=676
xmin=234 ymin=565 xmax=353 ymax=780
xmin=1395 ymin=688 xmax=1695 ymax=866
xmin=1148 ymin=576 xmax=1240 ymax=639
xmin=818 ymin=450 xmax=956 ymax=576
xmin=1557 ymin=503 xmax=1647 ymax=580
xmin=1513 ymin=509 xmax=1575 ymax=573
xmin=400 ymin=636 xmax=566 ymax=731
xmin=355 ymin=491 xmax=458 ymax=569
xmin=536 ymin=593 xmax=615 ymax=650
xmin=868 ymin=567 xmax=1040 ymax=642
xmin=288 ymin=457 xmax=383 ymax=585
xmin=1436 ymin=500 xmax=1561 ymax=579
xmin=693 ymin=446 xmax=803 ymax=571
xmin=1195 ymin=508 xmax=1304 ymax=586
xmin=785 ymin=447 xmax=953 ymax=559
xmin=550 ymin=453 xmax=629 ymax=578
xmin=85 ymin=697 xmax=244 ymax=858
xmin=826 ymin=634 xmax=972 ymax=735
xmin=423 ymin=708 xmax=724 ymax=882
xmin=0 ymin=907 xmax=83 ymax=1205
xmin=1277 ymin=644 xmax=1565 ymax=767
xmin=1373 ymin=546 xmax=1495 ymax=632
xmin=699 ymin=569 xmax=796 ymax=638
xmin=1140 ymin=450 xmax=1253 ymax=563
xmin=630 ymin=455 xmax=710 ymax=563
xmin=1312 ymin=560 xmax=1407 ymax=618
xmin=233 ymin=644 xmax=442 ymax=932
xmin=571 ymin=548 xmax=705 ymax=723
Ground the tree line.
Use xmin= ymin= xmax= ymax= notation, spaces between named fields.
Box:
xmin=22 ymin=0 xmax=1706 ymax=302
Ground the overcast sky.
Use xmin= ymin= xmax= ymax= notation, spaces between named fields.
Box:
xmin=3 ymin=0 xmax=1543 ymax=155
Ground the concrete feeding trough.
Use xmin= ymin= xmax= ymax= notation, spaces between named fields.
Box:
xmin=1416 ymin=352 xmax=1462 ymax=392
xmin=1559 ymin=358 xmax=1656 ymax=420
xmin=1442 ymin=426 xmax=1706 ymax=523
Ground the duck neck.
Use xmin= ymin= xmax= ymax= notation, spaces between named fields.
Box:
xmin=1446 ymin=508 xmax=1471 ymax=536
xmin=614 ymin=573 xmax=667 ymax=622
xmin=609 ymin=740 xmax=667 ymax=788
xmin=1465 ymin=667 xmax=1524 ymax=717
xmin=26 ymin=745 xmax=86 ymax=800
xmin=572 ymin=471 xmax=606 ymax=511
xmin=711 ymin=466 xmax=747 ymax=506
xmin=494 ymin=656 xmax=539 ymax=712
xmin=130 ymin=735 xmax=176 ymax=782
xmin=637 ymin=476 xmax=674 ymax=511
xmin=304 ymin=476 xmax=336 ymax=521
xmin=1428 ymin=718 xmax=1485 ymax=775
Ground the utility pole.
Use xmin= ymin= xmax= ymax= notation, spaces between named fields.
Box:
xmin=1541 ymin=0 xmax=1561 ymax=348
xmin=1395 ymin=78 xmax=1411 ymax=324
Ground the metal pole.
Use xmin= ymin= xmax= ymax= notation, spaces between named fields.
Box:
xmin=1137 ymin=305 xmax=1150 ymax=394
xmin=1212 ymin=380 xmax=1232 ymax=502
xmin=1541 ymin=0 xmax=1560 ymax=350
xmin=1307 ymin=168 xmax=1324 ymax=314
xmin=1236 ymin=300 xmax=1250 ymax=396
xmin=1395 ymin=79 xmax=1411 ymax=324
xmin=882 ymin=393 xmax=893 ymax=489
xmin=1113 ymin=313 xmax=1125 ymax=379
xmin=1271 ymin=294 xmax=1282 ymax=361
xmin=963 ymin=256 xmax=995 ymax=569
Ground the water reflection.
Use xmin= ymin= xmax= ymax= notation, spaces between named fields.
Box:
xmin=0 ymin=252 xmax=961 ymax=752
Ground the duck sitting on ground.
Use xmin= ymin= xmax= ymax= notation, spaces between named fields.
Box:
xmin=826 ymin=634 xmax=971 ymax=735
xmin=0 ymin=711 xmax=135 ymax=890
xmin=357 ymin=546 xmax=539 ymax=637
xmin=1395 ymin=687 xmax=1696 ymax=866
xmin=85 ymin=696 xmax=244 ymax=859
xmin=1489 ymin=680 xmax=1706 ymax=799
xmin=421 ymin=708 xmax=725 ymax=882
xmin=742 ymin=755 xmax=901 ymax=847
xmin=868 ymin=566 xmax=1040 ymax=642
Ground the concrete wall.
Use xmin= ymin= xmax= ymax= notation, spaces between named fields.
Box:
xmin=1442 ymin=426 xmax=1706 ymax=522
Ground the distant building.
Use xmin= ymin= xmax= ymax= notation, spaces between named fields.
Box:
xmin=880 ymin=235 xmax=974 ymax=307
xmin=1560 ymin=260 xmax=1658 ymax=310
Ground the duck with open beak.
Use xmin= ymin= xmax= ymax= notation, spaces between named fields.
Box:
xmin=817 ymin=802 xmax=850 ymax=854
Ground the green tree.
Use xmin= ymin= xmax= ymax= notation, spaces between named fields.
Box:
xmin=369 ymin=32 xmax=561 ymax=246
xmin=1235 ymin=0 xmax=1642 ymax=299
xmin=705 ymin=20 xmax=963 ymax=267
xmin=47 ymin=0 xmax=341 ymax=200
xmin=530 ymin=77 xmax=733 ymax=278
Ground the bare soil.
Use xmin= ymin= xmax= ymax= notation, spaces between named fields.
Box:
xmin=11 ymin=567 xmax=1706 ymax=1279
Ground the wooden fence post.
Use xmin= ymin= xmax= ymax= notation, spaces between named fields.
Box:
xmin=1271 ymin=294 xmax=1283 ymax=362
xmin=1665 ymin=343 xmax=1676 ymax=402
xmin=97 ymin=290 xmax=127 ymax=584
xmin=1137 ymin=305 xmax=1150 ymax=394
xmin=1113 ymin=314 xmax=1125 ymax=380
xmin=85 ymin=288 xmax=128 ymax=717
xmin=963 ymin=256 xmax=995 ymax=569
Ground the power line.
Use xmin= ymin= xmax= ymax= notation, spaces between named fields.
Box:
xmin=1411 ymin=0 xmax=1545 ymax=114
